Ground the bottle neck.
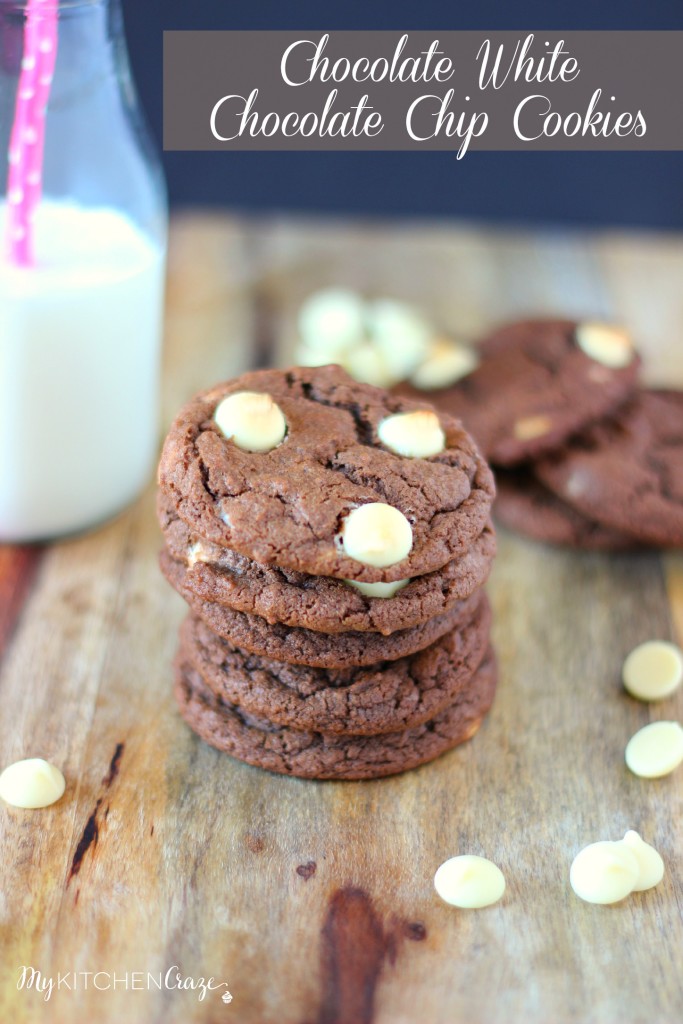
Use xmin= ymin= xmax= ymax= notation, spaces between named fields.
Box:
xmin=0 ymin=0 xmax=124 ymax=54
xmin=0 ymin=1 xmax=116 ymax=12
xmin=1 ymin=0 xmax=165 ymax=245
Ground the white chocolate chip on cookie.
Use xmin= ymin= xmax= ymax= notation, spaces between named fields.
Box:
xmin=345 ymin=577 xmax=410 ymax=598
xmin=340 ymin=502 xmax=413 ymax=568
xmin=214 ymin=391 xmax=287 ymax=453
xmin=411 ymin=341 xmax=479 ymax=390
xmin=378 ymin=410 xmax=446 ymax=459
xmin=575 ymin=321 xmax=635 ymax=369
xmin=0 ymin=758 xmax=66 ymax=809
xmin=622 ymin=640 xmax=683 ymax=701
xmin=513 ymin=414 xmax=553 ymax=442
xmin=434 ymin=855 xmax=506 ymax=909
xmin=187 ymin=541 xmax=212 ymax=567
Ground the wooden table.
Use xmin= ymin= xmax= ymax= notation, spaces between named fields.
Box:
xmin=1 ymin=214 xmax=682 ymax=1024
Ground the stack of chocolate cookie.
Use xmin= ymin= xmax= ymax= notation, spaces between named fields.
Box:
xmin=397 ymin=318 xmax=683 ymax=550
xmin=157 ymin=365 xmax=497 ymax=780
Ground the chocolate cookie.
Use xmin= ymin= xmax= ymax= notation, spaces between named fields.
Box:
xmin=161 ymin=549 xmax=484 ymax=667
xmin=158 ymin=365 xmax=494 ymax=583
xmin=179 ymin=595 xmax=491 ymax=736
xmin=159 ymin=492 xmax=495 ymax=635
xmin=174 ymin=649 xmax=497 ymax=780
xmin=536 ymin=389 xmax=683 ymax=547
xmin=494 ymin=471 xmax=637 ymax=550
xmin=397 ymin=319 xmax=640 ymax=466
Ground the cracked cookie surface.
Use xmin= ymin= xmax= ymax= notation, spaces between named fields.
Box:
xmin=174 ymin=648 xmax=497 ymax=780
xmin=178 ymin=595 xmax=490 ymax=735
xmin=396 ymin=319 xmax=640 ymax=467
xmin=535 ymin=389 xmax=683 ymax=546
xmin=158 ymin=365 xmax=494 ymax=583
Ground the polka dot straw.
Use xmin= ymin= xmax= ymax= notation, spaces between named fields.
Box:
xmin=6 ymin=0 xmax=58 ymax=266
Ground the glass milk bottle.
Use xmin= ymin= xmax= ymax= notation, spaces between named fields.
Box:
xmin=0 ymin=0 xmax=167 ymax=541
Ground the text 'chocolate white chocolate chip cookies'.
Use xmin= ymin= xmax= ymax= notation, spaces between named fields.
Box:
xmin=158 ymin=364 xmax=498 ymax=779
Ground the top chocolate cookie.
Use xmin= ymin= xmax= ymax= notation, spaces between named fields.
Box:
xmin=158 ymin=365 xmax=494 ymax=582
xmin=397 ymin=318 xmax=640 ymax=466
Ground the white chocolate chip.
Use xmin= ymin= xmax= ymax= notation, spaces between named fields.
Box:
xmin=625 ymin=721 xmax=683 ymax=778
xmin=187 ymin=541 xmax=212 ymax=567
xmin=571 ymin=832 xmax=665 ymax=903
xmin=434 ymin=855 xmax=506 ymax=909
xmin=513 ymin=414 xmax=553 ymax=442
xmin=341 ymin=342 xmax=397 ymax=388
xmin=622 ymin=640 xmax=683 ymax=702
xmin=410 ymin=341 xmax=479 ymax=390
xmin=294 ymin=343 xmax=337 ymax=369
xmin=618 ymin=831 xmax=665 ymax=891
xmin=575 ymin=321 xmax=635 ymax=369
xmin=298 ymin=289 xmax=365 ymax=356
xmin=566 ymin=469 xmax=589 ymax=499
xmin=344 ymin=577 xmax=410 ymax=599
xmin=570 ymin=841 xmax=640 ymax=904
xmin=214 ymin=391 xmax=287 ymax=453
xmin=0 ymin=758 xmax=65 ymax=809
xmin=378 ymin=410 xmax=446 ymax=459
xmin=340 ymin=503 xmax=413 ymax=568
xmin=367 ymin=299 xmax=432 ymax=379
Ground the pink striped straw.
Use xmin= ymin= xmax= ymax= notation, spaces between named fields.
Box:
xmin=6 ymin=0 xmax=58 ymax=267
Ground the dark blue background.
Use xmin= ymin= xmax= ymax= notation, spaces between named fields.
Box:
xmin=122 ymin=0 xmax=683 ymax=230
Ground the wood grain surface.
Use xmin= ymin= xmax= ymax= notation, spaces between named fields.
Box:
xmin=0 ymin=214 xmax=682 ymax=1024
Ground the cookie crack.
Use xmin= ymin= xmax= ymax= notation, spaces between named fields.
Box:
xmin=300 ymin=381 xmax=377 ymax=446
xmin=195 ymin=453 xmax=222 ymax=503
xmin=523 ymin=345 xmax=566 ymax=377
